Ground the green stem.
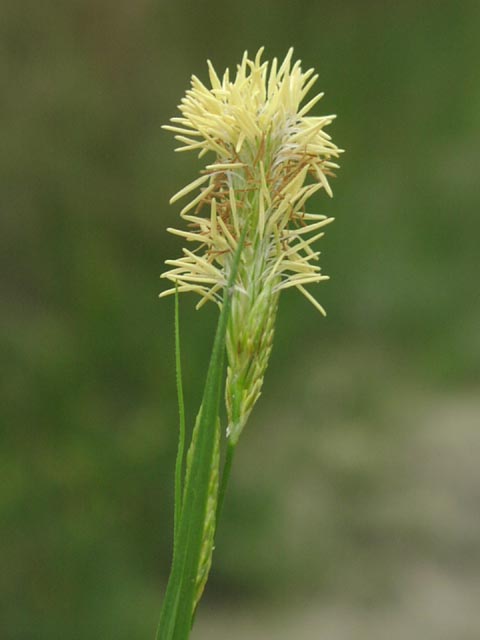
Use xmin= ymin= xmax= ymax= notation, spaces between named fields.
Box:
xmin=216 ymin=441 xmax=236 ymax=524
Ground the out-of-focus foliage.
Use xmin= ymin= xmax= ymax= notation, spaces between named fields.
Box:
xmin=1 ymin=2 xmax=479 ymax=639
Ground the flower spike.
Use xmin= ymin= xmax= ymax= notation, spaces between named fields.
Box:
xmin=161 ymin=47 xmax=343 ymax=441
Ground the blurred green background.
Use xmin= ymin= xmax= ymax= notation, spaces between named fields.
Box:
xmin=2 ymin=1 xmax=480 ymax=638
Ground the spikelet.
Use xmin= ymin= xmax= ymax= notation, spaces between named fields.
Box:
xmin=161 ymin=47 xmax=342 ymax=441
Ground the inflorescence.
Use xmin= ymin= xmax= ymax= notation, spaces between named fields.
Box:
xmin=160 ymin=46 xmax=342 ymax=315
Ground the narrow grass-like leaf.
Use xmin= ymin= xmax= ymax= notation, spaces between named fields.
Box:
xmin=173 ymin=287 xmax=186 ymax=545
xmin=156 ymin=228 xmax=246 ymax=640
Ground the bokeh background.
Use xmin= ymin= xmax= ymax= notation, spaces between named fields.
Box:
xmin=2 ymin=1 xmax=480 ymax=638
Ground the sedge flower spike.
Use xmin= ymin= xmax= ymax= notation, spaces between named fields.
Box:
xmin=161 ymin=47 xmax=342 ymax=443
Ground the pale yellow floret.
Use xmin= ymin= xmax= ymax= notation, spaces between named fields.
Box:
xmin=169 ymin=174 xmax=211 ymax=204
xmin=179 ymin=183 xmax=217 ymax=217
xmin=296 ymin=284 xmax=327 ymax=316
xmin=276 ymin=274 xmax=330 ymax=291
xmin=284 ymin=218 xmax=333 ymax=235
xmin=205 ymin=162 xmax=246 ymax=171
